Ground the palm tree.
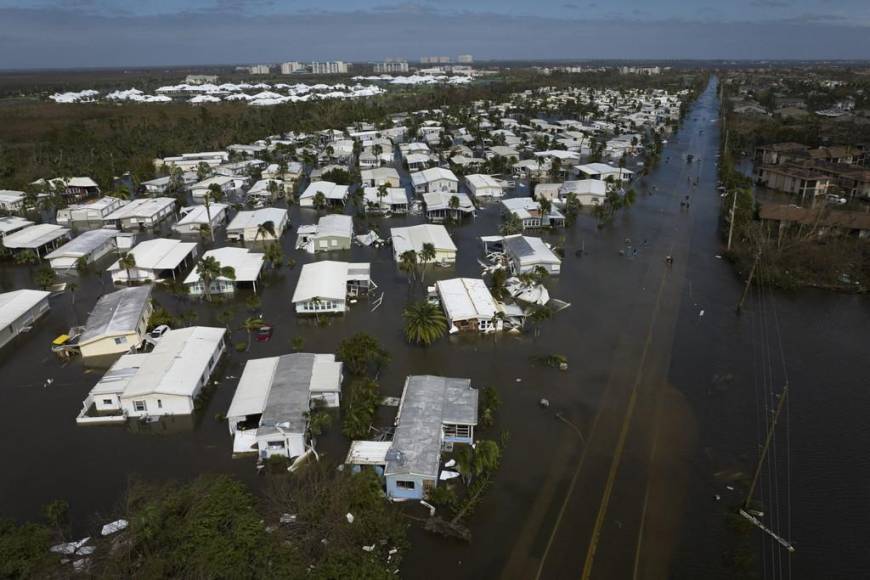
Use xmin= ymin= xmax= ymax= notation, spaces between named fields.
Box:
xmin=14 ymin=250 xmax=39 ymax=266
xmin=419 ymin=242 xmax=436 ymax=283
xmin=241 ymin=317 xmax=265 ymax=351
xmin=195 ymin=256 xmax=236 ymax=301
xmin=118 ymin=253 xmax=136 ymax=283
xmin=263 ymin=243 xmax=284 ymax=270
xmin=254 ymin=220 xmax=276 ymax=243
xmin=399 ymin=250 xmax=418 ymax=283
xmin=203 ymin=183 xmax=223 ymax=242
xmin=448 ymin=195 xmax=461 ymax=221
xmin=376 ymin=183 xmax=389 ymax=211
xmin=313 ymin=191 xmax=327 ymax=213
xmin=453 ymin=440 xmax=501 ymax=485
xmin=403 ymin=300 xmax=447 ymax=346
xmin=527 ymin=305 xmax=552 ymax=337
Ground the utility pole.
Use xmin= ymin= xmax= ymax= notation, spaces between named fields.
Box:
xmin=741 ymin=383 xmax=795 ymax=552
xmin=736 ymin=248 xmax=761 ymax=314
xmin=726 ymin=189 xmax=738 ymax=251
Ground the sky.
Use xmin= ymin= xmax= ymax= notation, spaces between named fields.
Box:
xmin=1 ymin=0 xmax=869 ymax=68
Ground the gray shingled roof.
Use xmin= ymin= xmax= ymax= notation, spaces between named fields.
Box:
xmin=257 ymin=353 xmax=315 ymax=437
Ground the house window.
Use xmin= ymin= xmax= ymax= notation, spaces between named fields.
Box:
xmin=396 ymin=480 xmax=416 ymax=490
xmin=443 ymin=423 xmax=472 ymax=438
xmin=157 ymin=399 xmax=163 ymax=409
xmin=102 ymin=399 xmax=113 ymax=406
xmin=133 ymin=400 xmax=146 ymax=412
xmin=114 ymin=336 xmax=128 ymax=345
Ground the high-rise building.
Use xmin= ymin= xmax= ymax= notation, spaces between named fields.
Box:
xmin=309 ymin=61 xmax=349 ymax=74
xmin=421 ymin=56 xmax=451 ymax=64
xmin=249 ymin=64 xmax=271 ymax=75
xmin=457 ymin=54 xmax=474 ymax=64
xmin=280 ymin=61 xmax=304 ymax=74
xmin=374 ymin=60 xmax=409 ymax=73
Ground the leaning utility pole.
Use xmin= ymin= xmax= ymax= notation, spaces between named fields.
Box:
xmin=736 ymin=248 xmax=761 ymax=314
xmin=741 ymin=383 xmax=795 ymax=552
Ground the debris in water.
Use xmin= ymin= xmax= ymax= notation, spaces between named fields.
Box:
xmin=699 ymin=309 xmax=705 ymax=317
xmin=346 ymin=512 xmax=354 ymax=524
xmin=540 ymin=398 xmax=550 ymax=408
xmin=100 ymin=519 xmax=128 ymax=536
xmin=714 ymin=494 xmax=721 ymax=502
xmin=515 ymin=378 xmax=522 ymax=383
xmin=362 ymin=544 xmax=375 ymax=552
xmin=444 ymin=459 xmax=456 ymax=468
xmin=43 ymin=378 xmax=54 ymax=388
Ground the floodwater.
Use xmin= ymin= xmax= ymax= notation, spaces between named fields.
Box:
xmin=1 ymin=77 xmax=869 ymax=579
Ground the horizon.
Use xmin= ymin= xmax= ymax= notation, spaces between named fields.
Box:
xmin=2 ymin=0 xmax=870 ymax=68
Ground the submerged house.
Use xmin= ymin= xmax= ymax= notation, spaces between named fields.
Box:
xmin=102 ymin=197 xmax=177 ymax=231
xmin=77 ymin=326 xmax=227 ymax=423
xmin=295 ymin=214 xmax=353 ymax=253
xmin=226 ymin=208 xmax=289 ymax=242
xmin=45 ymin=228 xmax=118 ymax=271
xmin=172 ymin=204 xmax=229 ymax=235
xmin=390 ymin=224 xmax=457 ymax=265
xmin=482 ymin=234 xmax=562 ymax=275
xmin=465 ymin=174 xmax=504 ymax=199
xmin=1 ymin=223 xmax=71 ymax=257
xmin=56 ymin=197 xmax=127 ymax=228
xmin=291 ymin=261 xmax=373 ymax=315
xmin=0 ymin=190 xmax=25 ymax=213
xmin=226 ymin=353 xmax=343 ymax=458
xmin=501 ymin=197 xmax=565 ymax=229
xmin=435 ymin=277 xmax=501 ymax=333
xmin=0 ymin=216 xmax=34 ymax=241
xmin=423 ymin=191 xmax=475 ymax=222
xmin=107 ymin=238 xmax=198 ymax=283
xmin=77 ymin=285 xmax=153 ymax=359
xmin=362 ymin=187 xmax=409 ymax=215
xmin=0 ymin=289 xmax=51 ymax=350
xmin=410 ymin=167 xmax=459 ymax=195
xmin=346 ymin=376 xmax=478 ymax=500
xmin=184 ymin=247 xmax=265 ymax=295
xmin=299 ymin=181 xmax=349 ymax=207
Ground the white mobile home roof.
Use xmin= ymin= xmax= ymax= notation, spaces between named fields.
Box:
xmin=103 ymin=197 xmax=175 ymax=220
xmin=346 ymin=440 xmax=392 ymax=465
xmin=184 ymin=247 xmax=264 ymax=284
xmin=503 ymin=235 xmax=561 ymax=267
xmin=299 ymin=181 xmax=349 ymax=202
xmin=0 ymin=289 xmax=50 ymax=331
xmin=292 ymin=261 xmax=369 ymax=303
xmin=436 ymin=278 xmax=497 ymax=322
xmin=362 ymin=187 xmax=408 ymax=207
xmin=410 ymin=167 xmax=459 ymax=187
xmin=226 ymin=208 xmax=288 ymax=232
xmin=465 ymin=174 xmax=502 ymax=189
xmin=316 ymin=214 xmax=353 ymax=238
xmin=2 ymin=224 xmax=69 ymax=249
xmin=227 ymin=356 xmax=280 ymax=419
xmin=0 ymin=216 xmax=34 ymax=236
xmin=121 ymin=326 xmax=226 ymax=398
xmin=45 ymin=228 xmax=117 ymax=261
xmin=107 ymin=238 xmax=197 ymax=271
xmin=79 ymin=285 xmax=152 ymax=344
xmin=88 ymin=353 xmax=149 ymax=396
xmin=390 ymin=224 xmax=456 ymax=256
xmin=175 ymin=203 xmax=228 ymax=228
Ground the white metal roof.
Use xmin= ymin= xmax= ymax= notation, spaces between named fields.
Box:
xmin=410 ymin=167 xmax=458 ymax=186
xmin=2 ymin=224 xmax=70 ymax=249
xmin=107 ymin=238 xmax=197 ymax=271
xmin=103 ymin=197 xmax=175 ymax=220
xmin=423 ymin=191 xmax=474 ymax=212
xmin=0 ymin=216 xmax=34 ymax=235
xmin=436 ymin=278 xmax=497 ymax=322
xmin=183 ymin=247 xmax=264 ymax=284
xmin=121 ymin=326 xmax=226 ymax=398
xmin=465 ymin=174 xmax=502 ymax=190
xmin=503 ymin=235 xmax=561 ymax=267
xmin=390 ymin=224 xmax=456 ymax=256
xmin=345 ymin=440 xmax=392 ymax=465
xmin=0 ymin=289 xmax=50 ymax=331
xmin=226 ymin=208 xmax=287 ymax=232
xmin=227 ymin=356 xmax=279 ymax=418
xmin=292 ymin=261 xmax=369 ymax=303
xmin=175 ymin=203 xmax=228 ymax=227
xmin=316 ymin=214 xmax=353 ymax=238
xmin=45 ymin=228 xmax=117 ymax=260
xmin=88 ymin=354 xmax=148 ymax=396
xmin=299 ymin=181 xmax=349 ymax=202
xmin=362 ymin=187 xmax=408 ymax=206
xmin=79 ymin=285 xmax=152 ymax=344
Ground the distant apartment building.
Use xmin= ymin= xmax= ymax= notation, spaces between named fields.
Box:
xmin=280 ymin=61 xmax=304 ymax=74
xmin=620 ymin=66 xmax=661 ymax=75
xmin=457 ymin=54 xmax=474 ymax=64
xmin=374 ymin=60 xmax=409 ymax=73
xmin=185 ymin=74 xmax=218 ymax=85
xmin=421 ymin=56 xmax=451 ymax=64
xmin=310 ymin=61 xmax=349 ymax=74
xmin=249 ymin=64 xmax=271 ymax=75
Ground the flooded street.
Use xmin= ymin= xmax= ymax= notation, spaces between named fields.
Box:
xmin=1 ymin=77 xmax=869 ymax=579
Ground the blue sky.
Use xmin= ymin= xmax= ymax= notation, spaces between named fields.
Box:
xmin=1 ymin=0 xmax=869 ymax=68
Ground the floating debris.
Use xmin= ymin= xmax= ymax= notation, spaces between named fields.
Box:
xmin=100 ymin=519 xmax=128 ymax=536
xmin=540 ymin=398 xmax=550 ymax=408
